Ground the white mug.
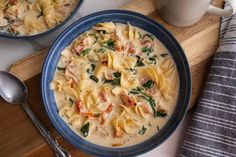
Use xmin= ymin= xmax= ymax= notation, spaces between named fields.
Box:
xmin=156 ymin=0 xmax=236 ymax=27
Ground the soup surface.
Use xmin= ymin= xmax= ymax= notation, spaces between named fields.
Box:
xmin=0 ymin=0 xmax=79 ymax=36
xmin=51 ymin=22 xmax=179 ymax=147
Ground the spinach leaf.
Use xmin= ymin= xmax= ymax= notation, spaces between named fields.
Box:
xmin=80 ymin=122 xmax=90 ymax=137
xmin=113 ymin=71 xmax=121 ymax=78
xmin=160 ymin=53 xmax=168 ymax=57
xmin=126 ymin=68 xmax=137 ymax=75
xmin=96 ymin=48 xmax=106 ymax=53
xmin=57 ymin=66 xmax=65 ymax=72
xmin=138 ymin=126 xmax=147 ymax=135
xmin=138 ymin=32 xmax=142 ymax=39
xmin=142 ymin=34 xmax=154 ymax=41
xmin=102 ymin=39 xmax=116 ymax=51
xmin=78 ymin=48 xmax=91 ymax=56
xmin=89 ymin=75 xmax=99 ymax=83
xmin=104 ymin=72 xmax=121 ymax=86
xmin=97 ymin=30 xmax=106 ymax=34
xmin=156 ymin=110 xmax=167 ymax=117
xmin=142 ymin=80 xmax=154 ymax=89
xmin=69 ymin=98 xmax=74 ymax=106
xmin=142 ymin=46 xmax=153 ymax=56
xmin=129 ymin=87 xmax=158 ymax=117
xmin=148 ymin=55 xmax=157 ymax=64
xmin=87 ymin=64 xmax=96 ymax=74
xmin=136 ymin=56 xmax=145 ymax=67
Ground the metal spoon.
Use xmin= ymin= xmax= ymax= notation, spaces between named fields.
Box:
xmin=0 ymin=71 xmax=71 ymax=157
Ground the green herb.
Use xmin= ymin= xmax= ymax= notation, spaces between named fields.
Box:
xmin=126 ymin=68 xmax=137 ymax=75
xmin=80 ymin=122 xmax=90 ymax=137
xmin=104 ymin=78 xmax=120 ymax=86
xmin=96 ymin=48 xmax=106 ymax=53
xmin=37 ymin=12 xmax=43 ymax=18
xmin=69 ymin=98 xmax=74 ymax=106
xmin=102 ymin=39 xmax=116 ymax=51
xmin=104 ymin=72 xmax=121 ymax=86
xmin=97 ymin=30 xmax=106 ymax=34
xmin=89 ymin=75 xmax=99 ymax=83
xmin=113 ymin=71 xmax=121 ymax=78
xmin=160 ymin=53 xmax=168 ymax=57
xmin=87 ymin=64 xmax=96 ymax=74
xmin=148 ymin=55 xmax=157 ymax=64
xmin=89 ymin=34 xmax=98 ymax=44
xmin=57 ymin=66 xmax=66 ymax=72
xmin=156 ymin=110 xmax=167 ymax=117
xmin=148 ymin=122 xmax=152 ymax=127
xmin=136 ymin=56 xmax=145 ymax=67
xmin=138 ymin=32 xmax=142 ymax=39
xmin=79 ymin=48 xmax=91 ymax=56
xmin=142 ymin=46 xmax=153 ymax=56
xmin=138 ymin=126 xmax=147 ymax=135
xmin=142 ymin=80 xmax=154 ymax=89
xmin=129 ymin=86 xmax=144 ymax=95
xmin=143 ymin=34 xmax=154 ymax=41
xmin=129 ymin=87 xmax=159 ymax=117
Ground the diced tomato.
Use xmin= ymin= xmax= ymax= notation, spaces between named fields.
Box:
xmin=71 ymin=44 xmax=84 ymax=55
xmin=116 ymin=46 xmax=122 ymax=52
xmin=112 ymin=143 xmax=123 ymax=147
xmin=76 ymin=100 xmax=83 ymax=112
xmin=114 ymin=127 xmax=124 ymax=138
xmin=82 ymin=112 xmax=95 ymax=118
xmin=100 ymin=104 xmax=113 ymax=125
xmin=9 ymin=0 xmax=18 ymax=5
xmin=141 ymin=103 xmax=152 ymax=114
xmin=139 ymin=76 xmax=149 ymax=85
xmin=105 ymin=104 xmax=113 ymax=113
xmin=100 ymin=91 xmax=107 ymax=102
xmin=120 ymin=93 xmax=137 ymax=107
xmin=128 ymin=44 xmax=135 ymax=54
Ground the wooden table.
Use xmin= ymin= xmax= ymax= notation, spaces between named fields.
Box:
xmin=0 ymin=0 xmax=223 ymax=156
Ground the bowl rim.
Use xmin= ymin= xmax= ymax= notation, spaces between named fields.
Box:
xmin=41 ymin=9 xmax=192 ymax=157
xmin=0 ymin=0 xmax=85 ymax=39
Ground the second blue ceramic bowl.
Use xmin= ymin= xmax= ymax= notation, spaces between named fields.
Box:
xmin=41 ymin=10 xmax=191 ymax=157
xmin=0 ymin=0 xmax=84 ymax=39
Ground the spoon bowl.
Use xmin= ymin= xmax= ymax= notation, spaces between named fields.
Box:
xmin=0 ymin=71 xmax=71 ymax=157
xmin=0 ymin=71 xmax=27 ymax=104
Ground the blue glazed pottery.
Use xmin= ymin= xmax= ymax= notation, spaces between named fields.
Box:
xmin=41 ymin=10 xmax=191 ymax=157
xmin=0 ymin=0 xmax=84 ymax=39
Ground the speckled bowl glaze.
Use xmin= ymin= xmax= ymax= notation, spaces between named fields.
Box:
xmin=0 ymin=0 xmax=84 ymax=39
xmin=41 ymin=10 xmax=191 ymax=157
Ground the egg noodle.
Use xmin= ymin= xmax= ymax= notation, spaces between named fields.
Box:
xmin=51 ymin=22 xmax=179 ymax=147
xmin=0 ymin=0 xmax=79 ymax=36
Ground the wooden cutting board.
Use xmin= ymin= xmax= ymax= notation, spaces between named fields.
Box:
xmin=0 ymin=0 xmax=223 ymax=156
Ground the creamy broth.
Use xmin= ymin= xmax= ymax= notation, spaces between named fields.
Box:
xmin=0 ymin=0 xmax=79 ymax=36
xmin=51 ymin=22 xmax=179 ymax=147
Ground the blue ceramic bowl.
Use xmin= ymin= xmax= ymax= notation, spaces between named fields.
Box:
xmin=41 ymin=10 xmax=191 ymax=157
xmin=0 ymin=0 xmax=84 ymax=39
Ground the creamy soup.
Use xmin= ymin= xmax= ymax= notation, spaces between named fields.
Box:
xmin=0 ymin=0 xmax=79 ymax=36
xmin=51 ymin=22 xmax=179 ymax=147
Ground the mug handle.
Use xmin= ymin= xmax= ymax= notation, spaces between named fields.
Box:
xmin=206 ymin=0 xmax=236 ymax=16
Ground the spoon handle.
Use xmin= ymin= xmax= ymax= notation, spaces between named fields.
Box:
xmin=21 ymin=102 xmax=71 ymax=157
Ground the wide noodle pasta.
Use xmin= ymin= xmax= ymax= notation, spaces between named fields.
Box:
xmin=0 ymin=0 xmax=79 ymax=36
xmin=51 ymin=22 xmax=179 ymax=147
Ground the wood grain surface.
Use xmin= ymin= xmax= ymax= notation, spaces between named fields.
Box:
xmin=1 ymin=0 xmax=223 ymax=156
